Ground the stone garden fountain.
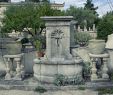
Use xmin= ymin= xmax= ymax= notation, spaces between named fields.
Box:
xmin=33 ymin=16 xmax=83 ymax=83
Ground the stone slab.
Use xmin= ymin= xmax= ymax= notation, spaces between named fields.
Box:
xmin=89 ymin=53 xmax=109 ymax=58
xmin=0 ymin=90 xmax=98 ymax=95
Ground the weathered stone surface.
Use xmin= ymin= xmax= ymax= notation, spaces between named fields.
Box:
xmin=0 ymin=55 xmax=6 ymax=75
xmin=22 ymin=51 xmax=36 ymax=73
xmin=106 ymin=34 xmax=113 ymax=71
xmin=33 ymin=61 xmax=82 ymax=83
xmin=70 ymin=20 xmax=77 ymax=48
xmin=0 ymin=90 xmax=98 ymax=95
xmin=107 ymin=50 xmax=113 ymax=71
xmin=106 ymin=34 xmax=113 ymax=49
xmin=88 ymin=39 xmax=105 ymax=54
xmin=41 ymin=16 xmax=73 ymax=59
xmin=3 ymin=54 xmax=24 ymax=80
xmin=72 ymin=47 xmax=91 ymax=62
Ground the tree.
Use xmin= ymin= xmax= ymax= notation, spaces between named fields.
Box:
xmin=1 ymin=3 xmax=64 ymax=49
xmin=1 ymin=3 xmax=64 ymax=43
xmin=84 ymin=0 xmax=98 ymax=16
xmin=42 ymin=0 xmax=49 ymax=2
xmin=25 ymin=0 xmax=39 ymax=2
xmin=97 ymin=12 xmax=113 ymax=40
xmin=25 ymin=0 xmax=49 ymax=3
xmin=0 ymin=0 xmax=9 ymax=2
xmin=65 ymin=6 xmax=97 ymax=28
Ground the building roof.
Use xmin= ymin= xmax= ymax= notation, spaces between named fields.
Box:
xmin=0 ymin=2 xmax=65 ymax=7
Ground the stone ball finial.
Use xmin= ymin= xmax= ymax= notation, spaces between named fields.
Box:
xmin=106 ymin=34 xmax=113 ymax=49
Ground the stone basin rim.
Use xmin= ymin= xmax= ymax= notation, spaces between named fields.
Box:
xmin=34 ymin=58 xmax=83 ymax=65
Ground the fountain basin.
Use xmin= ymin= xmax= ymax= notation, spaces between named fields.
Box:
xmin=33 ymin=58 xmax=83 ymax=83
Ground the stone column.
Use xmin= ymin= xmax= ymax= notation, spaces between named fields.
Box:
xmin=21 ymin=64 xmax=25 ymax=79
xmin=102 ymin=58 xmax=109 ymax=79
xmin=14 ymin=57 xmax=22 ymax=80
xmin=5 ymin=58 xmax=11 ymax=80
xmin=91 ymin=58 xmax=98 ymax=81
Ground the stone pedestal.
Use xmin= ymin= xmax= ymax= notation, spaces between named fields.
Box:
xmin=89 ymin=53 xmax=109 ymax=81
xmin=3 ymin=54 xmax=24 ymax=80
xmin=41 ymin=16 xmax=73 ymax=59
xmin=5 ymin=58 xmax=11 ymax=80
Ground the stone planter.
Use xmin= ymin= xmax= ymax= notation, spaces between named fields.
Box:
xmin=88 ymin=39 xmax=105 ymax=54
xmin=6 ymin=41 xmax=22 ymax=55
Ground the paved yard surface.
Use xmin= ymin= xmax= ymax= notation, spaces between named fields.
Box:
xmin=0 ymin=90 xmax=98 ymax=95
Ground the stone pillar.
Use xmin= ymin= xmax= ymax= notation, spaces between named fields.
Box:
xmin=91 ymin=58 xmax=98 ymax=81
xmin=14 ymin=57 xmax=22 ymax=80
xmin=21 ymin=64 xmax=25 ymax=78
xmin=77 ymin=25 xmax=81 ymax=32
xmin=102 ymin=58 xmax=109 ymax=79
xmin=93 ymin=24 xmax=96 ymax=32
xmin=5 ymin=58 xmax=11 ymax=80
xmin=70 ymin=20 xmax=77 ymax=48
xmin=84 ymin=25 xmax=87 ymax=32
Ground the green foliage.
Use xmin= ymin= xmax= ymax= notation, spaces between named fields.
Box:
xmin=65 ymin=6 xmax=97 ymax=28
xmin=28 ymin=0 xmax=40 ymax=2
xmin=2 ymin=3 xmax=64 ymax=33
xmin=109 ymin=72 xmax=113 ymax=81
xmin=78 ymin=86 xmax=86 ymax=90
xmin=26 ymin=0 xmax=49 ymax=3
xmin=0 ymin=0 xmax=8 ymax=2
xmin=74 ymin=32 xmax=92 ymax=46
xmin=34 ymin=40 xmax=42 ymax=51
xmin=97 ymin=88 xmax=113 ymax=95
xmin=53 ymin=74 xmax=65 ymax=86
xmin=2 ymin=3 xmax=40 ymax=33
xmin=21 ymin=38 xmax=29 ymax=44
xmin=84 ymin=0 xmax=98 ymax=16
xmin=83 ymin=62 xmax=91 ymax=80
xmin=2 ymin=2 xmax=64 ymax=49
xmin=34 ymin=86 xmax=47 ymax=93
xmin=53 ymin=74 xmax=84 ymax=86
xmin=97 ymin=12 xmax=113 ymax=40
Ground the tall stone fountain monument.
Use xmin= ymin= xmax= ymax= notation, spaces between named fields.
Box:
xmin=33 ymin=16 xmax=83 ymax=83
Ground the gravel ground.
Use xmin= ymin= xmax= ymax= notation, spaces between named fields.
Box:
xmin=0 ymin=90 xmax=98 ymax=95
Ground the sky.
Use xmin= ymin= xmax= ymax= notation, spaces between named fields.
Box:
xmin=11 ymin=0 xmax=113 ymax=17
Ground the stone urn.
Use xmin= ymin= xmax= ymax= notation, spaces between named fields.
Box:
xmin=6 ymin=40 xmax=22 ymax=55
xmin=88 ymin=39 xmax=105 ymax=54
